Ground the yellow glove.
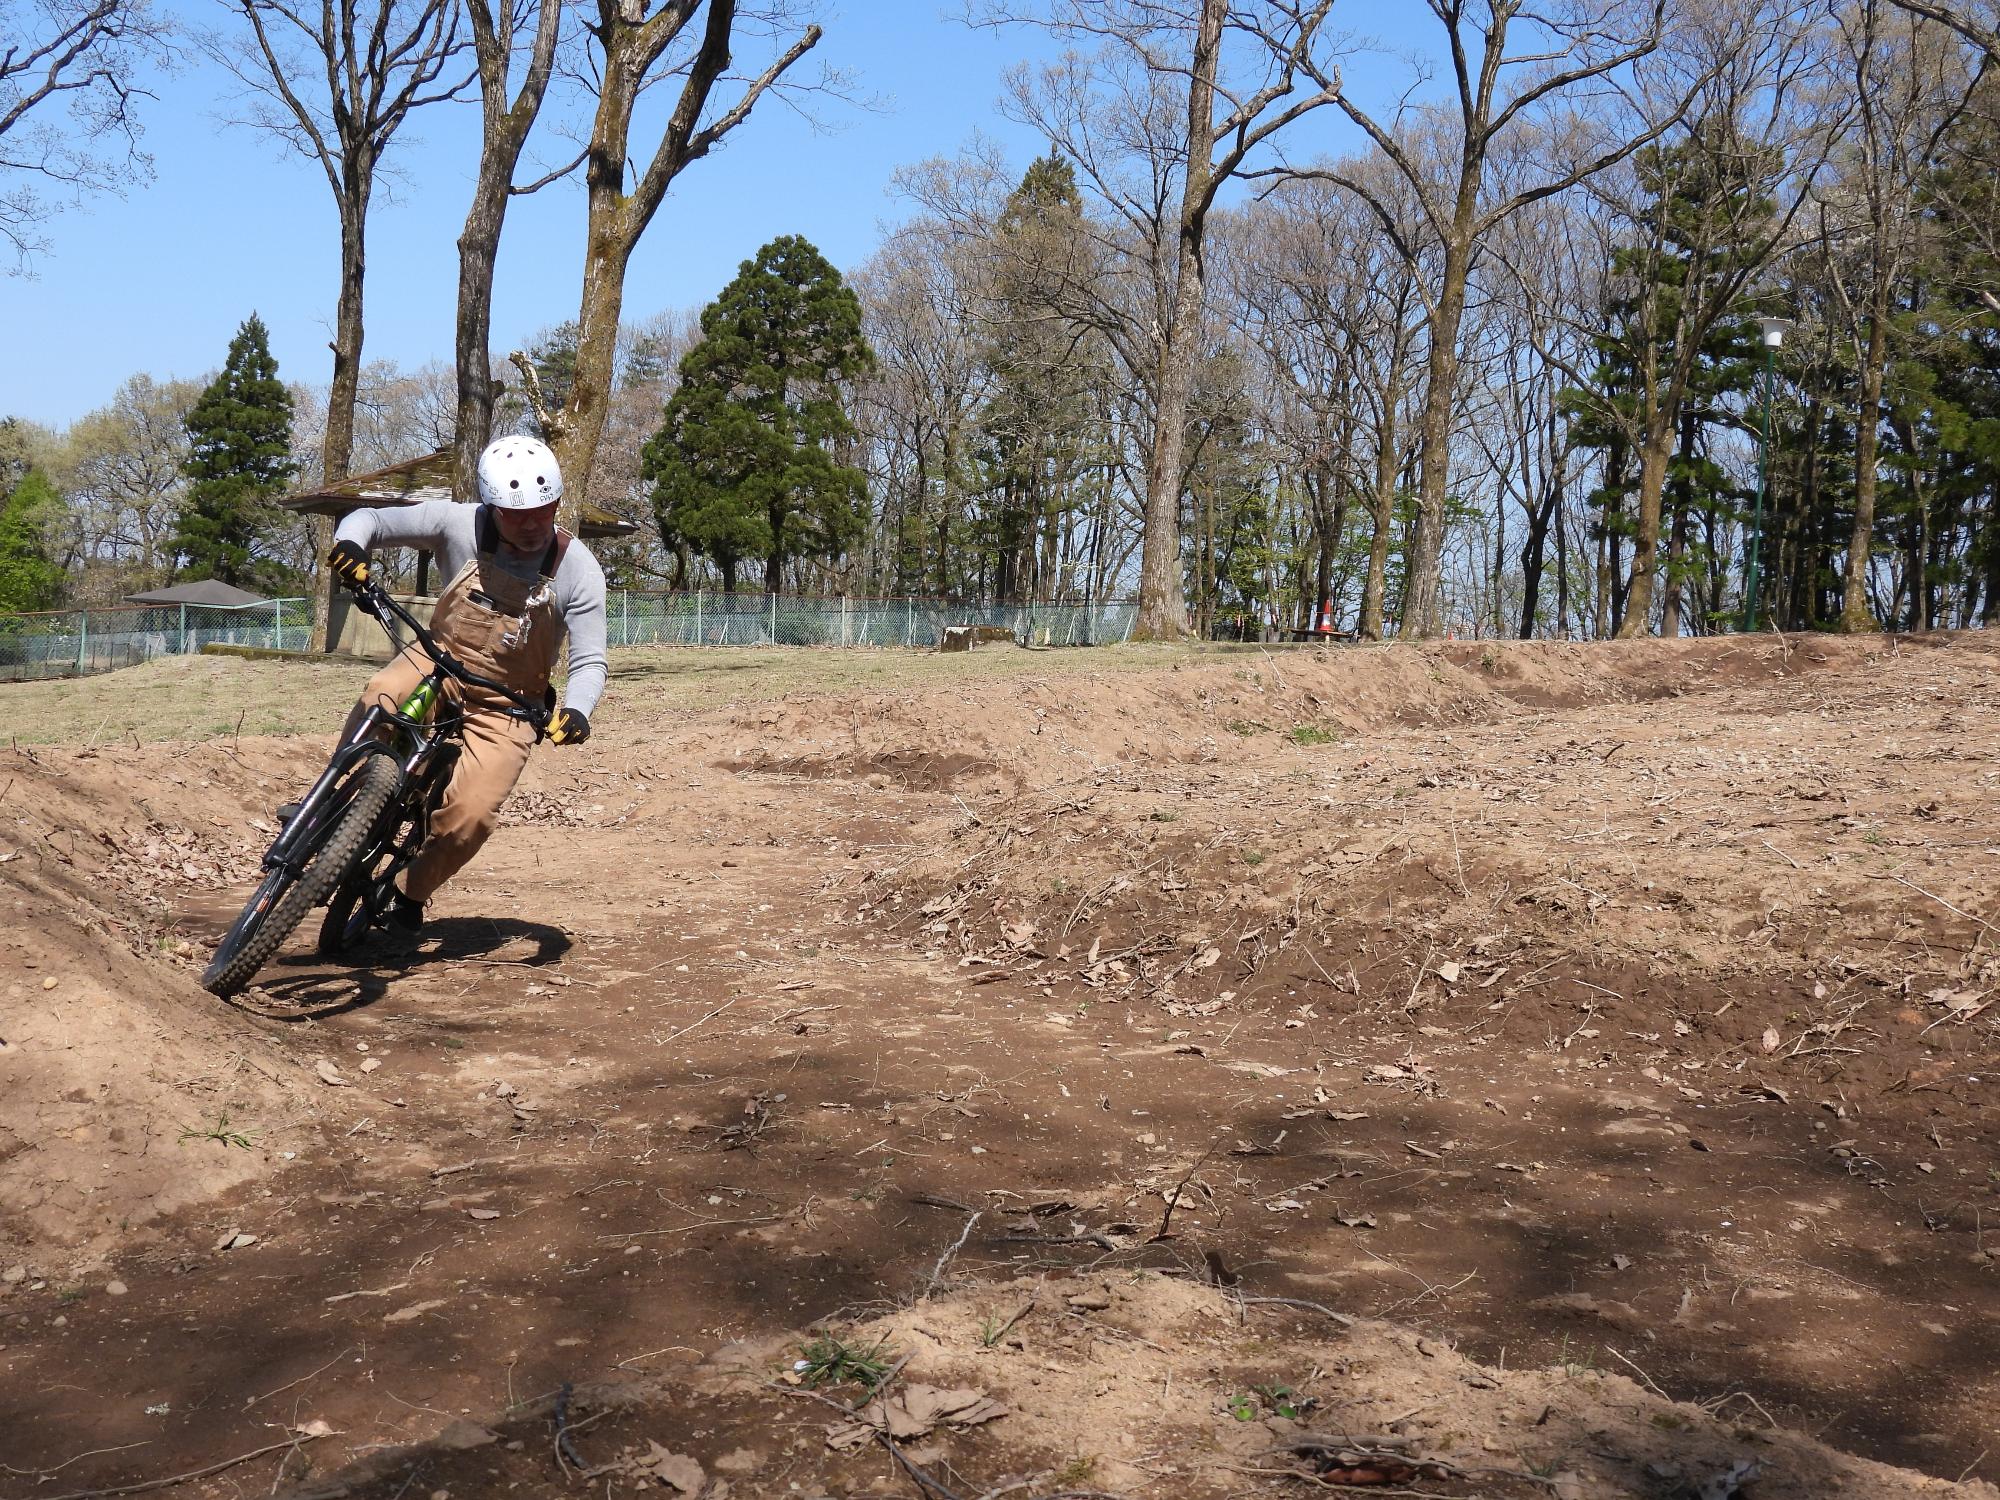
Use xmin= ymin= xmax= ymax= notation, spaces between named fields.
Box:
xmin=548 ymin=706 xmax=591 ymax=746
xmin=327 ymin=539 xmax=371 ymax=589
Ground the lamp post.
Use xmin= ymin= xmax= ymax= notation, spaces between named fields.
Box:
xmin=1743 ymin=315 xmax=1793 ymax=631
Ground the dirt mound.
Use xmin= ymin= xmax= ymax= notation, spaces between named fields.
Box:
xmin=715 ymin=633 xmax=1939 ymax=795
xmin=278 ymin=1271 xmax=1993 ymax=1499
xmin=0 ymin=737 xmax=328 ymax=1257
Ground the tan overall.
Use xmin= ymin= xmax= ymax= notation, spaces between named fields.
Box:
xmin=352 ymin=540 xmax=566 ymax=905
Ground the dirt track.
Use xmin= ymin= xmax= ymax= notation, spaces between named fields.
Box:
xmin=1 ymin=635 xmax=1995 ymax=1500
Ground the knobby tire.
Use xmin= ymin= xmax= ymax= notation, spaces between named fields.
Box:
xmin=201 ymin=755 xmax=401 ymax=998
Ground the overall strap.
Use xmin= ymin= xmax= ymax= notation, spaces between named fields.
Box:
xmin=539 ymin=529 xmax=571 ymax=581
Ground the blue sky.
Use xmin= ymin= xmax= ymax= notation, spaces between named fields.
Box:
xmin=2 ymin=1 xmax=1426 ymax=430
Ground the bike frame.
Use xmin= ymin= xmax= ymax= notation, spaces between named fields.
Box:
xmin=257 ymin=583 xmax=546 ymax=883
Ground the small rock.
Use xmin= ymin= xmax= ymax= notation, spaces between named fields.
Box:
xmin=216 ymin=1231 xmax=257 ymax=1251
xmin=361 ymin=1057 xmax=382 ymax=1074
xmin=2 ymin=1265 xmax=25 ymax=1285
xmin=106 ymin=1280 xmax=128 ymax=1296
xmin=1066 ymin=1289 xmax=1112 ymax=1311
xmin=42 ymin=976 xmax=58 ymax=990
xmin=714 ymin=1448 xmax=765 ymax=1475
xmin=52 ymin=1314 xmax=66 ymax=1327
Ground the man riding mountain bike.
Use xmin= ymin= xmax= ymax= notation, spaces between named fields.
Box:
xmin=323 ymin=433 xmax=606 ymax=933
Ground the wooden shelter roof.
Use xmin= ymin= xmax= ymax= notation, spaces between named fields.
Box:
xmin=280 ymin=449 xmax=640 ymax=540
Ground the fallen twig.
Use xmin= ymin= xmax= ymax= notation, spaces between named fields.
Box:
xmin=1151 ymin=1144 xmax=1218 ymax=1242
xmin=0 ymin=1442 xmax=150 ymax=1480
xmin=659 ymin=995 xmax=740 ymax=1045
xmin=30 ymin=1433 xmax=336 ymax=1500
xmin=552 ymin=1381 xmax=586 ymax=1473
xmin=1874 ymin=873 xmax=1997 ymax=936
xmin=1236 ymin=1293 xmax=1356 ymax=1328
xmin=243 ymin=1345 xmax=354 ymax=1408
xmin=920 ymin=1210 xmax=982 ymax=1300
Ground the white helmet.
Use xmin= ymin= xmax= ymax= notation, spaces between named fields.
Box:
xmin=476 ymin=434 xmax=564 ymax=510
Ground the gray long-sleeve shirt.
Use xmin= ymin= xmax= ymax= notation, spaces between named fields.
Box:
xmin=334 ymin=500 xmax=608 ymax=716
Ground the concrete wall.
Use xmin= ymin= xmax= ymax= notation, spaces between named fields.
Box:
xmin=327 ymin=592 xmax=438 ymax=661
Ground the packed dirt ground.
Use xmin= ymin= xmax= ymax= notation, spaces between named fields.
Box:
xmin=1 ymin=632 xmax=1995 ymax=1500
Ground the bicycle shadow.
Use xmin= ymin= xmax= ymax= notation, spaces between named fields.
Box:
xmin=230 ymin=916 xmax=572 ymax=1020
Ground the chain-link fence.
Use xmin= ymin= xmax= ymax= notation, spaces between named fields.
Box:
xmin=600 ymin=591 xmax=1138 ymax=649
xmin=0 ymin=591 xmax=1136 ymax=682
xmin=0 ymin=599 xmax=313 ymax=682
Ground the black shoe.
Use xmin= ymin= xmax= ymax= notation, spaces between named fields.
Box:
xmin=388 ymin=891 xmax=425 ymax=933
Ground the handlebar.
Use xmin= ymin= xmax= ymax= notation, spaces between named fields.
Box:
xmin=352 ymin=578 xmax=550 ymax=732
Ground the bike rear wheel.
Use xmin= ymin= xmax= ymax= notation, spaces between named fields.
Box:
xmin=202 ymin=754 xmax=402 ymax=997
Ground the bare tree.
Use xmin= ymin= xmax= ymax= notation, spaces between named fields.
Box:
xmin=452 ymin=0 xmax=562 ymax=502
xmin=211 ymin=0 xmax=471 ymax=645
xmin=523 ymin=0 xmax=828 ymax=537
xmin=0 ymin=0 xmax=171 ymax=271
xmin=1886 ymin=0 xmax=2000 ymax=55
xmin=1285 ymin=1 xmax=1685 ymax=637
xmin=1229 ymin=170 xmax=1431 ymax=638
xmin=986 ymin=0 xmax=1342 ymax=639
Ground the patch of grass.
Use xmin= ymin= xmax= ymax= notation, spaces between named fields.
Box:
xmin=1241 ymin=847 xmax=1266 ymax=866
xmin=1228 ymin=1381 xmax=1316 ymax=1421
xmin=795 ymin=1332 xmax=896 ymax=1392
xmin=0 ymin=641 xmax=1211 ymax=747
xmin=1288 ymin=724 xmax=1339 ymax=747
xmin=440 ymin=1037 xmax=465 ymax=1050
xmin=1251 ymin=1381 xmax=1310 ymax=1418
xmin=1557 ymin=1335 xmax=1597 ymax=1379
xmin=1149 ymin=808 xmax=1180 ymax=822
xmin=1051 ymin=1455 xmax=1099 ymax=1486
xmin=1223 ymin=718 xmax=1264 ymax=736
xmin=178 ymin=1111 xmax=257 ymax=1150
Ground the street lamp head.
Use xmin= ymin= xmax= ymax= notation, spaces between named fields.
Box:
xmin=1759 ymin=316 xmax=1795 ymax=349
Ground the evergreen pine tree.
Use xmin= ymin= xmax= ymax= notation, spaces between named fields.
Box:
xmin=642 ymin=236 xmax=875 ymax=595
xmin=174 ymin=315 xmax=297 ymax=587
xmin=979 ymin=155 xmax=1103 ymax=605
xmin=0 ymin=469 xmax=67 ymax=613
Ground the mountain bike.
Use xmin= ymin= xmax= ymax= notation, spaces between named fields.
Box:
xmin=201 ymin=580 xmax=548 ymax=998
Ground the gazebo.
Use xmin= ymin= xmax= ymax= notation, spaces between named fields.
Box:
xmin=280 ymin=448 xmax=641 ymax=657
xmin=123 ymin=580 xmax=271 ymax=608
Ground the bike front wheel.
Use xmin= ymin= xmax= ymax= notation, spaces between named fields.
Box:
xmin=202 ymin=754 xmax=402 ymax=997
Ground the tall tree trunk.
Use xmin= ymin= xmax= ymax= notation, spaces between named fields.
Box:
xmin=1312 ymin=460 xmax=1337 ymax=628
xmin=1358 ymin=344 xmax=1405 ymax=641
xmin=1554 ymin=484 xmax=1569 ymax=636
xmin=1983 ymin=485 xmax=2000 ymax=624
xmin=307 ymin=166 xmax=372 ymax=652
xmin=548 ymin=1 xmax=816 ymax=535
xmin=1131 ymin=0 xmax=1224 ymax=641
xmin=1617 ymin=410 xmax=1675 ymax=638
xmin=1402 ymin=237 xmax=1471 ymax=638
xmin=1518 ymin=474 xmax=1562 ymax=640
xmin=454 ymin=0 xmax=561 ymax=506
xmin=1661 ymin=404 xmax=1696 ymax=637
xmin=1841 ymin=265 xmax=1892 ymax=631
